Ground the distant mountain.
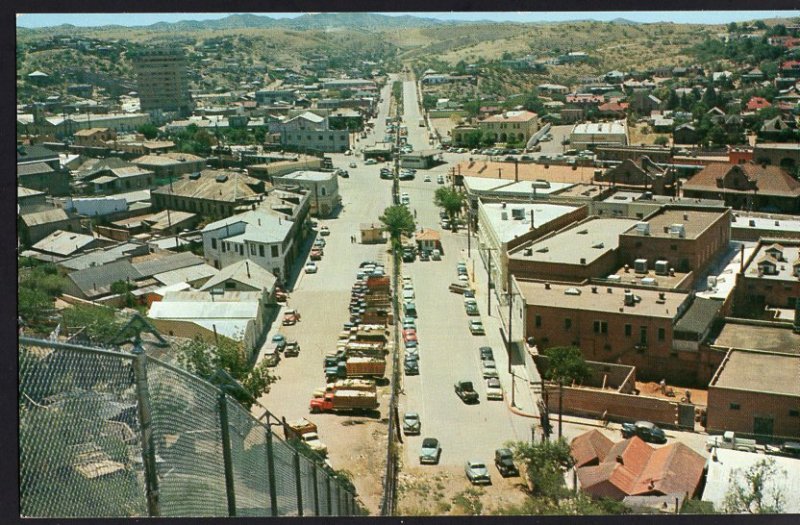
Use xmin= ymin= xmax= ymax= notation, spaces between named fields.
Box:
xmin=142 ymin=13 xmax=451 ymax=32
xmin=609 ymin=18 xmax=641 ymax=25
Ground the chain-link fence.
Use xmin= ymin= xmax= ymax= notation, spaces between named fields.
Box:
xmin=19 ymin=337 xmax=361 ymax=518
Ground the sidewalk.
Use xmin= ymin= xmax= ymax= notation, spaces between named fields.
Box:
xmin=462 ymin=247 xmax=539 ymax=419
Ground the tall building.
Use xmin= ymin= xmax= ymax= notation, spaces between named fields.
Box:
xmin=130 ymin=47 xmax=193 ymax=118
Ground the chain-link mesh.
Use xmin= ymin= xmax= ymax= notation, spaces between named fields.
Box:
xmin=225 ymin=397 xmax=272 ymax=517
xmin=299 ymin=454 xmax=318 ymax=516
xmin=18 ymin=338 xmax=361 ymax=518
xmin=270 ymin=434 xmax=300 ymax=516
xmin=146 ymin=359 xmax=228 ymax=517
xmin=19 ymin=341 xmax=147 ymax=518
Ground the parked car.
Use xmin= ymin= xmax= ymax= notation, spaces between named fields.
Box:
xmin=486 ymin=378 xmax=503 ymax=400
xmin=479 ymin=346 xmax=494 ymax=361
xmin=465 ymin=461 xmax=491 ymax=485
xmin=365 ymin=158 xmax=377 ymax=165
xmin=305 ymin=262 xmax=318 ymax=274
xmin=403 ymin=412 xmax=421 ymax=435
xmin=284 ymin=340 xmax=300 ymax=357
xmin=310 ymin=249 xmax=323 ymax=260
xmin=402 ymin=288 xmax=415 ymax=300
xmin=282 ymin=309 xmax=300 ymax=325
xmin=464 ymin=298 xmax=479 ymax=316
xmin=319 ymin=226 xmax=330 ymax=236
xmin=424 ymin=175 xmax=431 ymax=182
xmin=455 ymin=380 xmax=479 ymax=403
xmin=349 ymin=161 xmax=357 ymax=168
xmin=437 ymin=175 xmax=445 ymax=184
xmin=431 ymin=249 xmax=441 ymax=261
xmin=314 ymin=238 xmax=326 ymax=248
xmin=494 ymin=448 xmax=518 ymax=477
xmin=463 ymin=289 xmax=475 ymax=298
xmin=405 ymin=355 xmax=419 ymax=375
xmin=339 ymin=170 xmax=350 ymax=178
xmin=420 ymin=438 xmax=441 ymax=464
xmin=271 ymin=333 xmax=286 ymax=352
xmin=468 ymin=320 xmax=485 ymax=335
xmin=449 ymin=281 xmax=472 ymax=294
xmin=419 ymin=251 xmax=430 ymax=262
xmin=481 ymin=360 xmax=498 ymax=379
xmin=621 ymin=421 xmax=667 ymax=444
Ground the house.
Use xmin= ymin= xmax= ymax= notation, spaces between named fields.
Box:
xmin=274 ymin=111 xmax=350 ymax=153
xmin=780 ymin=60 xmax=800 ymax=78
xmin=199 ymin=258 xmax=277 ymax=306
xmin=682 ymin=163 xmax=800 ymax=213
xmin=570 ymin=429 xmax=615 ymax=468
xmin=570 ymin=121 xmax=628 ymax=151
xmin=18 ymin=187 xmax=47 ymax=210
xmin=702 ymin=448 xmax=800 ymax=513
xmin=359 ymin=223 xmax=384 ymax=244
xmin=733 ymin=239 xmax=800 ymax=315
xmin=271 ymin=170 xmax=340 ymax=217
xmin=84 ymin=166 xmax=156 ymax=194
xmin=745 ymin=96 xmax=771 ymax=112
xmin=597 ymin=157 xmax=676 ymax=195
xmin=415 ymin=229 xmax=442 ymax=254
xmin=201 ymin=209 xmax=296 ymax=281
xmin=477 ymin=110 xmax=540 ymax=145
xmin=629 ymin=92 xmax=662 ymax=114
xmin=16 ymin=162 xmax=72 ymax=196
xmin=110 ymin=210 xmax=198 ymax=236
xmin=19 ymin=207 xmax=83 ymax=246
xmin=73 ymin=127 xmax=117 ymax=148
xmin=63 ymin=259 xmax=143 ymax=301
xmin=148 ymin=290 xmax=267 ymax=356
xmin=151 ymin=170 xmax=266 ymax=219
xmin=597 ymin=100 xmax=629 ymax=118
xmin=672 ymin=123 xmax=698 ymax=145
xmin=30 ymin=230 xmax=100 ymax=258
xmin=400 ymin=150 xmax=440 ymax=170
xmin=131 ymin=152 xmax=206 ymax=180
xmin=759 ymin=116 xmax=794 ymax=139
xmin=572 ymin=432 xmax=705 ymax=501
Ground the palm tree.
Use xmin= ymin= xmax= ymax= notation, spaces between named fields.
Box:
xmin=434 ymin=187 xmax=465 ymax=231
xmin=379 ymin=205 xmax=416 ymax=251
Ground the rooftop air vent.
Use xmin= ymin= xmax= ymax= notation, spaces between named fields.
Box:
xmin=564 ymin=287 xmax=581 ymax=296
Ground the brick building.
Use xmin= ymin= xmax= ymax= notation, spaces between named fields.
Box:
xmin=595 ymin=157 xmax=677 ymax=195
xmin=151 ymin=170 xmax=265 ymax=219
xmin=733 ymin=239 xmax=800 ymax=316
xmin=707 ymin=349 xmax=800 ymax=440
xmin=618 ymin=206 xmax=731 ymax=273
xmin=132 ymin=153 xmax=206 ymax=180
xmin=476 ymin=110 xmax=540 ymax=145
xmin=508 ymin=217 xmax=639 ymax=282
xmin=519 ymin=281 xmax=695 ymax=381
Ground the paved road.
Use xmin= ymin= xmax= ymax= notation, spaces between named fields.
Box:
xmin=396 ymin=79 xmax=536 ymax=471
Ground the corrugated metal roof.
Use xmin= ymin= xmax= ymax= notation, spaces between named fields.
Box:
xmin=148 ymin=300 xmax=259 ymax=320
xmin=20 ymin=208 xmax=71 ymax=227
xmin=68 ymin=259 xmax=143 ymax=296
xmin=18 ymin=162 xmax=55 ymax=176
xmin=132 ymin=252 xmax=204 ymax=277
xmin=200 ymin=259 xmax=277 ymax=292
xmin=153 ymin=264 xmax=219 ymax=286
xmin=32 ymin=230 xmax=96 ymax=256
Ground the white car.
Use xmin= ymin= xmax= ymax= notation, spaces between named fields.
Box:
xmin=424 ymin=175 xmax=431 ymax=182
xmin=402 ymin=289 xmax=415 ymax=300
xmin=481 ymin=360 xmax=499 ymax=379
xmin=486 ymin=378 xmax=504 ymax=400
xmin=305 ymin=262 xmax=318 ymax=274
xmin=365 ymin=158 xmax=377 ymax=165
xmin=437 ymin=175 xmax=445 ymax=184
xmin=403 ymin=282 xmax=414 ymax=291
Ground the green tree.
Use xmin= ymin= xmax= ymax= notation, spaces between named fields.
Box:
xmin=434 ymin=187 xmax=465 ymax=231
xmin=542 ymin=346 xmax=591 ymax=386
xmin=654 ymin=135 xmax=669 ymax=146
xmin=723 ymin=458 xmax=787 ymax=514
xmin=702 ymin=84 xmax=718 ymax=109
xmin=19 ymin=287 xmax=53 ymax=332
xmin=511 ymin=438 xmax=575 ymax=500
xmin=379 ymin=205 xmax=416 ymax=251
xmin=136 ymin=123 xmax=159 ymax=139
xmin=666 ymin=89 xmax=680 ymax=111
xmin=61 ymin=305 xmax=125 ymax=344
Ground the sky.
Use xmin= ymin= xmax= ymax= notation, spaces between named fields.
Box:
xmin=15 ymin=11 xmax=800 ymax=28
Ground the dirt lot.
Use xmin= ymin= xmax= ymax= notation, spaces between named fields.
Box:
xmin=636 ymin=381 xmax=708 ymax=407
xmin=397 ymin=464 xmax=530 ymax=516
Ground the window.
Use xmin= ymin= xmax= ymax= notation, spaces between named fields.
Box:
xmin=225 ymin=281 xmax=236 ymax=289
xmin=321 ymin=187 xmax=326 ymax=196
xmin=593 ymin=320 xmax=608 ymax=334
xmin=250 ymin=244 xmax=256 ymax=256
xmin=222 ymin=242 xmax=227 ymax=253
xmin=658 ymin=328 xmax=665 ymax=341
xmin=564 ymin=318 xmax=572 ymax=330
xmin=211 ymin=238 xmax=217 ymax=249
xmin=789 ymin=410 xmax=799 ymax=417
xmin=639 ymin=326 xmax=648 ymax=345
xmin=535 ymin=315 xmax=542 ymax=328
xmin=271 ymin=245 xmax=279 ymax=257
xmin=729 ymin=403 xmax=741 ymax=410
xmin=259 ymin=245 xmax=265 ymax=257
xmin=625 ymin=324 xmax=632 ymax=337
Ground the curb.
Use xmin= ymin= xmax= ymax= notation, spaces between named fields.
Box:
xmin=506 ymin=400 xmax=536 ymax=418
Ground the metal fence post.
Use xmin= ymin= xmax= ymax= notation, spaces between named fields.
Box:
xmin=218 ymin=392 xmax=236 ymax=516
xmin=311 ymin=462 xmax=320 ymax=516
xmin=133 ymin=345 xmax=161 ymax=517
xmin=326 ymin=473 xmax=332 ymax=516
xmin=293 ymin=451 xmax=304 ymax=516
xmin=264 ymin=428 xmax=279 ymax=517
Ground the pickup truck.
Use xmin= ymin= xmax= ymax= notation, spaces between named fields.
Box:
xmin=284 ymin=340 xmax=300 ymax=357
xmin=309 ymin=390 xmax=379 ymax=414
xmin=284 ymin=418 xmax=328 ymax=456
xmin=706 ymin=431 xmax=758 ymax=452
xmin=455 ymin=380 xmax=479 ymax=403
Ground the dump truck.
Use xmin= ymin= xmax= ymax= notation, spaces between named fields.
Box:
xmin=345 ymin=341 xmax=386 ymax=357
xmin=706 ymin=431 xmax=759 ymax=452
xmin=313 ymin=379 xmax=377 ymax=398
xmin=309 ymin=389 xmax=380 ymax=414
xmin=326 ymin=357 xmax=386 ymax=379
xmin=284 ymin=418 xmax=328 ymax=456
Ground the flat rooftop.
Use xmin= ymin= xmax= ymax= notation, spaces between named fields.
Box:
xmin=713 ymin=322 xmax=800 ymax=355
xmin=743 ymin=241 xmax=800 ymax=282
xmin=572 ymin=121 xmax=626 ymax=136
xmin=711 ymin=350 xmax=800 ymax=396
xmin=509 ymin=218 xmax=638 ymax=265
xmin=695 ymin=241 xmax=757 ymax=301
xmin=622 ymin=208 xmax=728 ymax=240
xmin=605 ymin=265 xmax=690 ymax=290
xmin=518 ymin=281 xmax=689 ymax=319
xmin=456 ymin=161 xmax=597 ymax=184
xmin=732 ymin=214 xmax=800 ymax=234
xmin=276 ymin=170 xmax=335 ymax=182
xmin=464 ymin=176 xmax=574 ymax=196
xmin=481 ymin=202 xmax=577 ymax=243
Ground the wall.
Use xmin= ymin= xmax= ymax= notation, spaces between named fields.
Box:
xmin=544 ymin=386 xmax=687 ymax=429
xmin=707 ymin=387 xmax=800 ymax=440
xmin=509 ymin=247 xmax=619 ymax=283
xmin=95 ymin=225 xmax=130 ymax=241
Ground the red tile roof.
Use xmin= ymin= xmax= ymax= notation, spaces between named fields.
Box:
xmin=571 ymin=429 xmax=614 ymax=468
xmin=746 ymin=97 xmax=772 ymax=111
xmin=575 ymin=436 xmax=705 ymax=501
xmin=415 ymin=228 xmax=441 ymax=241
xmin=683 ymin=163 xmax=800 ymax=198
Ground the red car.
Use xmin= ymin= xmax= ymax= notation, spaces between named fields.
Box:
xmin=310 ymin=249 xmax=323 ymax=261
xmin=282 ymin=309 xmax=300 ymax=326
xmin=402 ymin=329 xmax=417 ymax=342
